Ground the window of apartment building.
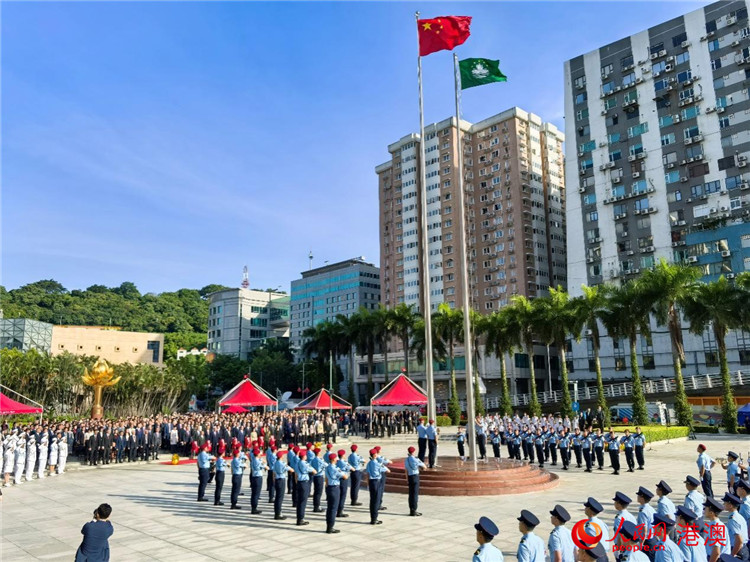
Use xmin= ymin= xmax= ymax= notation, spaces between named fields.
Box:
xmin=667 ymin=190 xmax=682 ymax=204
xmin=621 ymin=54 xmax=634 ymax=68
xmin=650 ymin=42 xmax=664 ymax=55
xmin=604 ymin=97 xmax=618 ymax=110
xmin=663 ymin=151 xmax=677 ymax=165
xmin=637 ymin=217 xmax=651 ymax=230
xmin=683 ymin=126 xmax=699 ymax=140
xmin=629 ymin=143 xmax=644 ymax=156
xmin=601 ymin=63 xmax=613 ymax=77
xmin=672 ymin=32 xmax=687 ymax=47
xmin=677 ymin=69 xmax=692 ymax=84
xmin=601 ymin=80 xmax=615 ymax=95
xmin=738 ymin=332 xmax=750 ymax=366
xmin=665 ymin=170 xmax=681 ymax=184
xmin=641 ymin=334 xmax=655 ymax=370
xmin=686 ymin=145 xmax=703 ymax=160
xmin=661 ymin=132 xmax=676 ymax=146
xmin=622 ymin=72 xmax=636 ymax=87
xmin=708 ymin=39 xmax=720 ymax=53
xmin=574 ymin=75 xmax=586 ymax=89
xmin=583 ymin=193 xmax=597 ymax=205
xmin=652 ymin=60 xmax=666 ymax=74
xmin=703 ymin=330 xmax=719 ymax=368
xmin=627 ymin=122 xmax=648 ymax=139
xmin=718 ymin=156 xmax=736 ymax=171
xmin=587 ymin=211 xmax=598 ymax=222
xmin=575 ymin=92 xmax=587 ymax=104
xmin=676 ymin=51 xmax=690 ymax=65
xmin=681 ymin=106 xmax=699 ymax=121
xmin=613 ymin=337 xmax=626 ymax=371
xmin=689 ymin=163 xmax=709 ymax=178
xmin=654 ymin=78 xmax=669 ymax=92
xmin=711 ymin=57 xmax=722 ymax=70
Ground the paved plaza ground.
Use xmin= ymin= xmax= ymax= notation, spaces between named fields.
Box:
xmin=2 ymin=433 xmax=749 ymax=561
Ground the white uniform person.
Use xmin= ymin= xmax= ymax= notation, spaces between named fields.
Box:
xmin=37 ymin=432 xmax=48 ymax=479
xmin=3 ymin=433 xmax=17 ymax=486
xmin=14 ymin=433 xmax=27 ymax=484
xmin=48 ymin=436 xmax=59 ymax=476
xmin=25 ymin=434 xmax=37 ymax=481
xmin=57 ymin=432 xmax=69 ymax=474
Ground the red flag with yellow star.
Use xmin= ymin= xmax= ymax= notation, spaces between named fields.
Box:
xmin=417 ymin=16 xmax=472 ymax=56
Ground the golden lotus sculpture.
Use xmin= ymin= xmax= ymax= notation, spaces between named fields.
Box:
xmin=82 ymin=358 xmax=121 ymax=419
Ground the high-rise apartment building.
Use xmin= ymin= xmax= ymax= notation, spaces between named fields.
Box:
xmin=376 ymin=108 xmax=566 ymax=314
xmin=206 ymin=288 xmax=289 ymax=360
xmin=564 ymin=1 xmax=750 ymax=380
xmin=289 ymin=257 xmax=381 ymax=352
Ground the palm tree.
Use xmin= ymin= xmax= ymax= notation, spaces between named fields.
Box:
xmin=391 ymin=303 xmax=420 ymax=375
xmin=638 ymin=259 xmax=698 ymax=427
xmin=572 ymin=285 xmax=610 ymax=426
xmin=483 ymin=309 xmax=516 ymax=416
xmin=536 ymin=287 xmax=575 ymax=418
xmin=335 ymin=313 xmax=359 ymax=406
xmin=350 ymin=308 xmax=377 ymax=400
xmin=432 ymin=303 xmax=464 ymax=424
xmin=682 ymin=276 xmax=746 ymax=433
xmin=505 ymin=295 xmax=543 ymax=417
xmin=470 ymin=310 xmax=487 ymax=416
xmin=599 ymin=282 xmax=650 ymax=425
xmin=373 ymin=307 xmax=395 ymax=384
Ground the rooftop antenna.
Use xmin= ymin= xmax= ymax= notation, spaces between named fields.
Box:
xmin=308 ymin=250 xmax=313 ymax=271
xmin=241 ymin=265 xmax=249 ymax=289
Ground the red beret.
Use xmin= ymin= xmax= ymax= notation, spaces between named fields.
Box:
xmin=314 ymin=447 xmax=321 ymax=454
xmin=351 ymin=444 xmax=358 ymax=451
xmin=293 ymin=446 xmax=300 ymax=453
xmin=271 ymin=445 xmax=277 ymax=452
xmin=337 ymin=449 xmax=346 ymax=457
xmin=298 ymin=449 xmax=307 ymax=457
xmin=276 ymin=451 xmax=285 ymax=459
xmin=203 ymin=442 xmax=212 ymax=450
xmin=369 ymin=448 xmax=377 ymax=456
xmin=306 ymin=442 xmax=313 ymax=449
xmin=429 ymin=419 xmax=435 ymax=424
xmin=375 ymin=446 xmax=381 ymax=452
xmin=252 ymin=448 xmax=260 ymax=456
xmin=408 ymin=446 xmax=416 ymax=454
xmin=328 ymin=453 xmax=337 ymax=461
xmin=698 ymin=443 xmax=707 ymax=451
xmin=326 ymin=443 xmax=333 ymax=449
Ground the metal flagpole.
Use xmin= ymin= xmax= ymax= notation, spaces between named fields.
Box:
xmin=329 ymin=350 xmax=334 ymax=418
xmin=415 ymin=11 xmax=436 ymax=423
xmin=453 ymin=53 xmax=477 ymax=471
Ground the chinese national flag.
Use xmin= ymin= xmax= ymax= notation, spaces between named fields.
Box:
xmin=417 ymin=16 xmax=472 ymax=56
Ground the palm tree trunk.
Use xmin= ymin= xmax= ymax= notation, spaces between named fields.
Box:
xmin=669 ymin=308 xmax=693 ymax=427
xmin=629 ymin=333 xmax=648 ymax=425
xmin=500 ymin=353 xmax=512 ymax=416
xmin=558 ymin=344 xmax=572 ymax=418
xmin=383 ymin=338 xmax=390 ymax=385
xmin=715 ymin=324 xmax=738 ymax=433
xmin=402 ymin=334 xmax=409 ymax=375
xmin=593 ymin=342 xmax=609 ymax=426
xmin=447 ymin=338 xmax=461 ymax=424
xmin=527 ymin=339 xmax=541 ymax=417
xmin=367 ymin=351 xmax=374 ymax=400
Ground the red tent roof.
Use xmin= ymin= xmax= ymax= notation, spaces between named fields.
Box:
xmin=295 ymin=388 xmax=351 ymax=410
xmin=371 ymin=374 xmax=427 ymax=406
xmin=0 ymin=392 xmax=43 ymax=415
xmin=222 ymin=405 xmax=248 ymax=414
xmin=218 ymin=377 xmax=277 ymax=407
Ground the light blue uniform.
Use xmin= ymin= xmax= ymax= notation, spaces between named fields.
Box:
xmin=697 ymin=452 xmax=712 ymax=475
xmin=297 ymin=458 xmax=314 ymax=481
xmin=684 ymin=490 xmax=705 ymax=517
xmin=727 ymin=511 xmax=749 ymax=552
xmin=474 ymin=542 xmax=503 ymax=562
xmin=740 ymin=497 xmax=750 ymax=526
xmin=215 ymin=456 xmax=227 ymax=472
xmin=677 ymin=531 xmax=707 ymax=562
xmin=703 ymin=520 xmax=730 ymax=557
xmin=197 ymin=450 xmax=211 ymax=469
xmin=638 ymin=504 xmax=656 ymax=537
xmin=405 ymin=455 xmax=426 ymax=476
xmin=548 ymin=526 xmax=575 ymax=562
xmin=231 ymin=453 xmax=246 ymax=475
xmin=586 ymin=517 xmax=611 ymax=551
xmin=655 ymin=537 xmax=683 ymax=562
xmin=426 ymin=425 xmax=437 ymax=440
xmin=657 ymin=496 xmax=676 ymax=519
xmin=727 ymin=461 xmax=741 ymax=485
xmin=624 ymin=549 xmax=651 ymax=562
xmin=366 ymin=459 xmax=387 ymax=480
xmin=325 ymin=463 xmax=344 ymax=486
xmin=348 ymin=452 xmax=363 ymax=471
xmin=614 ymin=509 xmax=637 ymax=535
xmin=517 ymin=532 xmax=545 ymax=562
xmin=272 ymin=459 xmax=290 ymax=479
xmin=417 ymin=424 xmax=427 ymax=439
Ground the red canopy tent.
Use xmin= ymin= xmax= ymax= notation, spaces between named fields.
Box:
xmin=0 ymin=391 xmax=43 ymax=415
xmin=221 ymin=405 xmax=248 ymax=414
xmin=294 ymin=388 xmax=351 ymax=410
xmin=371 ymin=374 xmax=428 ymax=406
xmin=218 ymin=376 xmax=277 ymax=410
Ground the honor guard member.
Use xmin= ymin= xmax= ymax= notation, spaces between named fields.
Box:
xmin=525 ymin=428 xmax=536 ymax=464
xmin=612 ymin=492 xmax=637 ymax=546
xmin=229 ymin=448 xmax=246 ymax=509
xmin=675 ymin=506 xmax=708 ymax=562
xmin=426 ymin=420 xmax=438 ymax=468
xmin=697 ymin=444 xmax=715 ymax=499
xmin=310 ymin=448 xmax=326 ymax=513
xmin=549 ymin=505 xmax=575 ymax=562
xmin=457 ymin=427 xmax=467 ymax=461
xmin=619 ymin=520 xmax=651 ymax=562
xmin=722 ymin=493 xmax=749 ymax=560
xmin=703 ymin=497 xmax=730 ymax=560
xmin=295 ymin=449 xmax=316 ymax=526
xmin=584 ymin=498 xmax=612 ymax=552
xmin=335 ymin=449 xmax=354 ymax=518
xmin=634 ymin=426 xmax=646 ymax=470
xmin=473 ymin=516 xmax=503 ymax=562
xmin=405 ymin=446 xmax=426 ymax=516
xmin=197 ymin=443 xmax=214 ymax=502
xmin=594 ymin=430 xmax=605 ymax=470
xmin=517 ymin=510 xmax=545 ymax=562
xmin=513 ymin=430 xmax=523 ymax=461
xmin=366 ymin=448 xmax=389 ymax=525
xmin=324 ymin=452 xmax=348 ymax=534
xmin=621 ymin=429 xmax=635 ymax=472
xmin=735 ymin=480 xmax=750 ymax=526
xmin=685 ymin=475 xmax=707 ymax=520
xmin=606 ymin=430 xmax=621 ymax=475
xmin=559 ymin=431 xmax=571 ymax=470
xmin=348 ymin=444 xmax=363 ymax=506
xmin=375 ymin=446 xmax=392 ymax=511
xmin=214 ymin=451 xmax=227 ymax=506
xmin=582 ymin=430 xmax=594 ymax=473
xmin=724 ymin=452 xmax=743 ymax=493
xmin=476 ymin=417 xmax=488 ymax=461
xmin=417 ymin=419 xmax=428 ymax=462
xmin=287 ymin=446 xmax=298 ymax=506
xmin=652 ymin=513 xmax=682 ymax=562
xmin=656 ymin=480 xmax=676 ymax=520
xmin=272 ymin=451 xmax=293 ymax=520
xmin=249 ymin=447 xmax=265 ymax=514
xmin=266 ymin=444 xmax=276 ymax=504
xmin=572 ymin=428 xmax=583 ymax=468
xmin=491 ymin=429 xmax=502 ymax=462
xmin=636 ymin=486 xmax=656 ymax=539
xmin=534 ymin=430 xmax=545 ymax=468
xmin=576 ymin=543 xmax=608 ymax=562
xmin=548 ymin=429 xmax=558 ymax=466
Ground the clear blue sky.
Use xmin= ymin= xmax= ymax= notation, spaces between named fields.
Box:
xmin=3 ymin=1 xmax=705 ymax=294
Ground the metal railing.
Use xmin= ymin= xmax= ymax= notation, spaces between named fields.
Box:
xmin=439 ymin=370 xmax=746 ymax=412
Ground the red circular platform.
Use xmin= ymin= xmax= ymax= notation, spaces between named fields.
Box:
xmin=381 ymin=458 xmax=559 ymax=496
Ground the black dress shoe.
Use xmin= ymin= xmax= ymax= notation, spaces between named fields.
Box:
xmin=252 ymin=510 xmax=262 ymax=514
xmin=370 ymin=520 xmax=382 ymax=525
xmin=410 ymin=511 xmax=422 ymax=516
xmin=274 ymin=515 xmax=287 ymax=520
xmin=268 ymin=499 xmax=275 ymax=503
xmin=198 ymin=498 xmax=208 ymax=502
xmin=313 ymin=508 xmax=324 ymax=513
xmin=351 ymin=502 xmax=362 ymax=506
xmin=214 ymin=502 xmax=225 ymax=506
xmin=296 ymin=520 xmax=309 ymax=526
xmin=230 ymin=505 xmax=242 ymax=509
xmin=379 ymin=506 xmax=387 ymax=511
xmin=326 ymin=528 xmax=340 ymax=534
xmin=337 ymin=513 xmax=349 ymax=518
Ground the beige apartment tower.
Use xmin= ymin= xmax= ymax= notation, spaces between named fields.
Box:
xmin=376 ymin=107 xmax=566 ymax=314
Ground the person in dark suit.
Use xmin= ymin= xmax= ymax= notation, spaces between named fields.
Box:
xmin=114 ymin=431 xmax=125 ymax=464
xmin=75 ymin=503 xmax=114 ymax=562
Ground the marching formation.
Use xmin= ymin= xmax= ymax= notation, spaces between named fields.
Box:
xmin=2 ymin=425 xmax=71 ymax=485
